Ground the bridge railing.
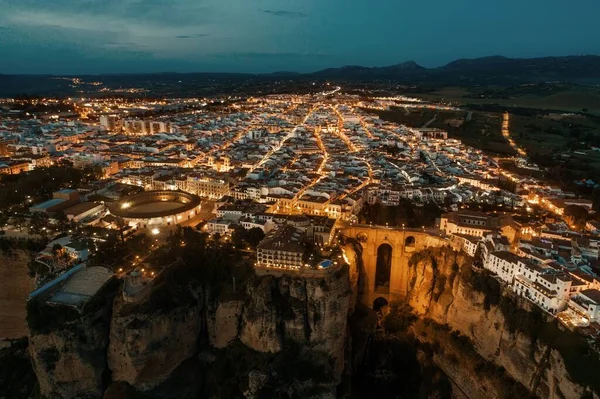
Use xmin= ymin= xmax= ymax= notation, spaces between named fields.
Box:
xmin=342 ymin=223 xmax=445 ymax=235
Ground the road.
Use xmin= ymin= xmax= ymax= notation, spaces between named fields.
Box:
xmin=252 ymin=105 xmax=316 ymax=172
xmin=422 ymin=112 xmax=438 ymax=128
xmin=179 ymin=200 xmax=215 ymax=228
xmin=501 ymin=112 xmax=527 ymax=157
xmin=291 ymin=124 xmax=329 ymax=206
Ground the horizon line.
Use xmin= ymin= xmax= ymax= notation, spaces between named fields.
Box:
xmin=1 ymin=54 xmax=599 ymax=77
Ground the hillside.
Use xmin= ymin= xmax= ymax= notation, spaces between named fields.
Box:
xmin=3 ymin=55 xmax=600 ymax=97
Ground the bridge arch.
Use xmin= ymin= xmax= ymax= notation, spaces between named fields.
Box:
xmin=341 ymin=225 xmax=448 ymax=307
xmin=375 ymin=243 xmax=393 ymax=294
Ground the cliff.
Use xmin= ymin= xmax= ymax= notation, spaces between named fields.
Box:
xmin=27 ymin=256 xmax=353 ymax=398
xmin=0 ymin=249 xmax=36 ymax=339
xmin=107 ymin=293 xmax=201 ymax=391
xmin=406 ymin=247 xmax=595 ymax=399
xmin=240 ymin=266 xmax=352 ymax=381
xmin=27 ymin=280 xmax=117 ymax=399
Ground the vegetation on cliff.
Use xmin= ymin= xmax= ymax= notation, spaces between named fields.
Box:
xmin=203 ymin=341 xmax=333 ymax=398
xmin=415 ymin=319 xmax=535 ymax=399
xmin=497 ymin=296 xmax=600 ymax=395
xmin=0 ymin=339 xmax=37 ymax=399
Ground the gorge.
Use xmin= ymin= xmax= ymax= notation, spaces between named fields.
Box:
xmin=2 ymin=227 xmax=599 ymax=398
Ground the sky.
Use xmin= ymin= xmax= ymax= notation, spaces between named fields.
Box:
xmin=0 ymin=0 xmax=599 ymax=75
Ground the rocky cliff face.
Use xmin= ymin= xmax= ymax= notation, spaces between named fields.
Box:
xmin=240 ymin=267 xmax=352 ymax=381
xmin=0 ymin=249 xmax=36 ymax=340
xmin=406 ymin=247 xmax=590 ymax=399
xmin=27 ymin=260 xmax=353 ymax=398
xmin=207 ymin=300 xmax=243 ymax=348
xmin=108 ymin=294 xmax=201 ymax=391
xmin=29 ymin=305 xmax=112 ymax=399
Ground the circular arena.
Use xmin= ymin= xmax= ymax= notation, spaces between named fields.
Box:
xmin=109 ymin=190 xmax=202 ymax=227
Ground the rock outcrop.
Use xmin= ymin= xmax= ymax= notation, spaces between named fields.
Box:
xmin=108 ymin=294 xmax=201 ymax=391
xmin=0 ymin=249 xmax=36 ymax=340
xmin=240 ymin=266 xmax=352 ymax=382
xmin=207 ymin=300 xmax=243 ymax=348
xmin=406 ymin=247 xmax=592 ymax=399
xmin=29 ymin=305 xmax=112 ymax=398
xmin=26 ymin=257 xmax=354 ymax=398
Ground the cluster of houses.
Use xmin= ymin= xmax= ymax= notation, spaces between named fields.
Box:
xmin=442 ymin=210 xmax=600 ymax=328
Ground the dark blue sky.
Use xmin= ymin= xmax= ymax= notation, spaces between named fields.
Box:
xmin=1 ymin=0 xmax=599 ymax=74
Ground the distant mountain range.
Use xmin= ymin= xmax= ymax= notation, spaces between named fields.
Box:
xmin=2 ymin=55 xmax=600 ymax=96
xmin=307 ymin=55 xmax=600 ymax=84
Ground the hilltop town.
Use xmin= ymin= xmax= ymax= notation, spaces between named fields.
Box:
xmin=2 ymin=87 xmax=600 ymax=397
xmin=1 ymin=89 xmax=599 ymax=321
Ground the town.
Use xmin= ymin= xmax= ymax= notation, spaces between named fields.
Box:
xmin=1 ymin=89 xmax=599 ymax=337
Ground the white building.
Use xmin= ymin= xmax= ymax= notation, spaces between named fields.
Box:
xmin=256 ymin=225 xmax=307 ymax=270
xmin=566 ymin=289 xmax=600 ymax=323
xmin=513 ymin=272 xmax=571 ymax=314
xmin=206 ymin=218 xmax=233 ymax=234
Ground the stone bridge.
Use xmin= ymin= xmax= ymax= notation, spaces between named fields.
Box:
xmin=341 ymin=224 xmax=449 ymax=306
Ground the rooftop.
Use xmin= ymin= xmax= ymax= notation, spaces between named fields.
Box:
xmin=48 ymin=266 xmax=113 ymax=307
xmin=258 ymin=225 xmax=306 ymax=254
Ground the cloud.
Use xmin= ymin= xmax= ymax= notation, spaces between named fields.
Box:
xmin=261 ymin=9 xmax=307 ymax=18
xmin=104 ymin=42 xmax=148 ymax=49
xmin=214 ymin=52 xmax=330 ymax=59
xmin=175 ymin=34 xmax=210 ymax=39
xmin=2 ymin=1 xmax=214 ymax=38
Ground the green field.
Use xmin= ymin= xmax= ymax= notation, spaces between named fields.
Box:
xmin=414 ymin=85 xmax=600 ymax=115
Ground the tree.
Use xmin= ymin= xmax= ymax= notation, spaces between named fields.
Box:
xmin=0 ymin=213 xmax=8 ymax=232
xmin=128 ymin=233 xmax=152 ymax=258
xmin=231 ymin=225 xmax=248 ymax=248
xmin=114 ymin=216 xmax=126 ymax=244
xmin=564 ymin=205 xmax=589 ymax=229
xmin=93 ymin=233 xmax=125 ymax=266
xmin=82 ymin=164 xmax=104 ymax=181
xmin=53 ymin=211 xmax=69 ymax=232
xmin=51 ymin=243 xmax=62 ymax=259
xmin=29 ymin=213 xmax=49 ymax=239
xmin=247 ymin=227 xmax=265 ymax=248
xmin=14 ymin=214 xmax=26 ymax=232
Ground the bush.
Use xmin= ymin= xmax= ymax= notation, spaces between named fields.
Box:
xmin=498 ymin=296 xmax=600 ymax=393
xmin=39 ymin=348 xmax=60 ymax=372
xmin=26 ymin=299 xmax=80 ymax=335
xmin=203 ymin=341 xmax=332 ymax=398
xmin=384 ymin=301 xmax=417 ymax=334
xmin=464 ymin=269 xmax=501 ymax=310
